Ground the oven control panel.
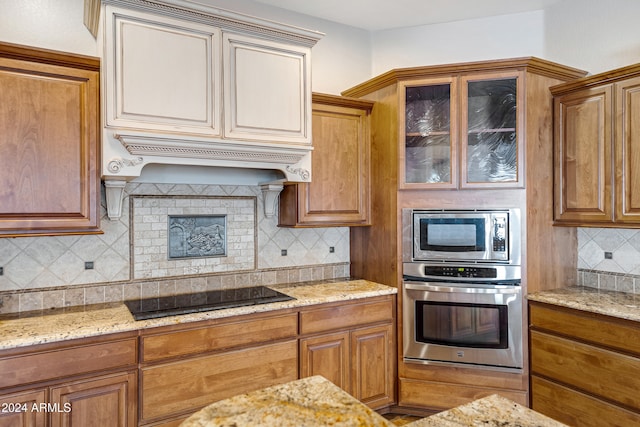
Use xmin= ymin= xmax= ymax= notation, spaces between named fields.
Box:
xmin=423 ymin=265 xmax=497 ymax=279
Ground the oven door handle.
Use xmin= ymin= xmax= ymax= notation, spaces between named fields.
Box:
xmin=404 ymin=281 xmax=521 ymax=294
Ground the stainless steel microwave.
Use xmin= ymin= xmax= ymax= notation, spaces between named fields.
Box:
xmin=402 ymin=209 xmax=521 ymax=265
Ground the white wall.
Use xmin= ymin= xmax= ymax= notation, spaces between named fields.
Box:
xmin=370 ymin=11 xmax=545 ymax=76
xmin=544 ymin=0 xmax=640 ymax=75
xmin=0 ymin=0 xmax=371 ymax=95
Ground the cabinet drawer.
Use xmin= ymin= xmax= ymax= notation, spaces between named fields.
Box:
xmin=140 ymin=340 xmax=298 ymax=422
xmin=399 ymin=378 xmax=527 ymax=410
xmin=141 ymin=312 xmax=298 ymax=362
xmin=0 ymin=338 xmax=137 ymax=389
xmin=299 ymin=297 xmax=394 ymax=335
xmin=530 ymin=330 xmax=640 ymax=411
xmin=532 ymin=375 xmax=640 ymax=427
xmin=530 ymin=302 xmax=640 ymax=355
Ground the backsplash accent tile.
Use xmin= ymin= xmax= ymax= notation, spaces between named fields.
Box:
xmin=578 ymin=227 xmax=640 ymax=274
xmin=131 ymin=196 xmax=256 ymax=279
xmin=0 ymin=182 xmax=351 ymax=313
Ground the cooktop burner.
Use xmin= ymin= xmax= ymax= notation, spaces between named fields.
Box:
xmin=124 ymin=286 xmax=295 ymax=320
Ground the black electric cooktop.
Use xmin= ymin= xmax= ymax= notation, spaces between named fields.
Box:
xmin=124 ymin=286 xmax=295 ymax=320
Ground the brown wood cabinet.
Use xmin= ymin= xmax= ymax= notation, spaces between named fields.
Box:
xmin=552 ymin=63 xmax=640 ymax=226
xmin=343 ymin=57 xmax=586 ymax=412
xmin=0 ymin=42 xmax=101 ymax=237
xmin=0 ymin=333 xmax=137 ymax=427
xmin=529 ymin=301 xmax=640 ymax=426
xmin=279 ymin=93 xmax=373 ymax=227
xmin=399 ymin=70 xmax=525 ymax=189
xmin=298 ymin=295 xmax=396 ymax=410
xmin=0 ymin=294 xmax=396 ymax=426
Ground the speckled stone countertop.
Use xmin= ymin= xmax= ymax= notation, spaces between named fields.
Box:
xmin=406 ymin=394 xmax=567 ymax=427
xmin=527 ymin=286 xmax=640 ymax=323
xmin=180 ymin=375 xmax=393 ymax=427
xmin=0 ymin=279 xmax=396 ymax=350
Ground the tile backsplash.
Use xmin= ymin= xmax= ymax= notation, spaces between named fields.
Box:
xmin=577 ymin=227 xmax=640 ymax=293
xmin=0 ymin=182 xmax=350 ymax=313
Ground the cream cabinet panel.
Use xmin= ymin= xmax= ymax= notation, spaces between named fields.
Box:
xmin=104 ymin=6 xmax=221 ymax=136
xmin=223 ymin=32 xmax=311 ymax=144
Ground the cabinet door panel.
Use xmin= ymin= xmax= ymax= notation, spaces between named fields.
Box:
xmin=554 ymin=85 xmax=613 ymax=223
xmin=223 ymin=33 xmax=310 ymax=144
xmin=50 ymin=372 xmax=137 ymax=427
xmin=616 ymin=76 xmax=640 ymax=222
xmin=299 ymin=332 xmax=350 ymax=392
xmin=460 ymin=72 xmax=524 ymax=189
xmin=0 ymin=53 xmax=100 ymax=236
xmin=399 ymin=77 xmax=457 ymax=189
xmin=0 ymin=389 xmax=46 ymax=427
xmin=351 ymin=324 xmax=394 ymax=408
xmin=105 ymin=6 xmax=221 ymax=136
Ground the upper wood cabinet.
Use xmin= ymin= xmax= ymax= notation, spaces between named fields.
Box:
xmin=279 ymin=93 xmax=373 ymax=227
xmin=552 ymin=63 xmax=640 ymax=226
xmin=400 ymin=71 xmax=523 ymax=189
xmin=0 ymin=42 xmax=101 ymax=237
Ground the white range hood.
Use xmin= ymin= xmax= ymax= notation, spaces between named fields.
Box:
xmin=87 ymin=0 xmax=323 ymax=219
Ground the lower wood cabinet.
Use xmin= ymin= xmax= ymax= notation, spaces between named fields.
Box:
xmin=0 ymin=294 xmax=397 ymax=426
xmin=0 ymin=333 xmax=138 ymax=427
xmin=50 ymin=372 xmax=137 ymax=427
xmin=0 ymin=389 xmax=46 ymax=427
xmin=299 ymin=296 xmax=396 ymax=409
xmin=529 ymin=301 xmax=640 ymax=426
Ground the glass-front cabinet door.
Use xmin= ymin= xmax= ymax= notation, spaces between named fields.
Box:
xmin=399 ymin=71 xmax=523 ymax=189
xmin=461 ymin=71 xmax=523 ymax=188
xmin=400 ymin=77 xmax=457 ymax=189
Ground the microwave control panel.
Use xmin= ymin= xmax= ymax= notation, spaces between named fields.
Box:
xmin=492 ymin=216 xmax=507 ymax=252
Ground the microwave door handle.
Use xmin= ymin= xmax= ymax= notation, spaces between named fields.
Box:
xmin=404 ymin=282 xmax=521 ymax=294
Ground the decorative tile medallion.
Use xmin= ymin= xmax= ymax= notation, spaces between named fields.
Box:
xmin=131 ymin=196 xmax=256 ymax=279
xmin=168 ymin=215 xmax=227 ymax=259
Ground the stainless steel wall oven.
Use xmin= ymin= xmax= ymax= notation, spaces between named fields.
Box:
xmin=402 ymin=208 xmax=523 ymax=372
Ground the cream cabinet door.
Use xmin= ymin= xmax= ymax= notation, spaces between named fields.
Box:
xmin=104 ymin=6 xmax=222 ymax=136
xmin=223 ymin=32 xmax=311 ymax=145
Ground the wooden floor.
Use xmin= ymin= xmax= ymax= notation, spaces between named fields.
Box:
xmin=383 ymin=413 xmax=423 ymax=425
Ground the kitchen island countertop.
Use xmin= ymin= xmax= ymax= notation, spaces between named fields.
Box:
xmin=180 ymin=376 xmax=567 ymax=427
xmin=0 ymin=279 xmax=396 ymax=350
xmin=180 ymin=375 xmax=393 ymax=427
xmin=406 ymin=394 xmax=568 ymax=427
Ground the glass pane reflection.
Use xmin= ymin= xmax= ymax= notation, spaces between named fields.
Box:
xmin=466 ymin=78 xmax=517 ymax=183
xmin=405 ymin=84 xmax=451 ymax=184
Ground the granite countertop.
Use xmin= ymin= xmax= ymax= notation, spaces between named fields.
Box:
xmin=180 ymin=376 xmax=567 ymax=427
xmin=406 ymin=394 xmax=568 ymax=427
xmin=527 ymin=286 xmax=640 ymax=323
xmin=0 ymin=279 xmax=396 ymax=350
xmin=180 ymin=375 xmax=393 ymax=427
